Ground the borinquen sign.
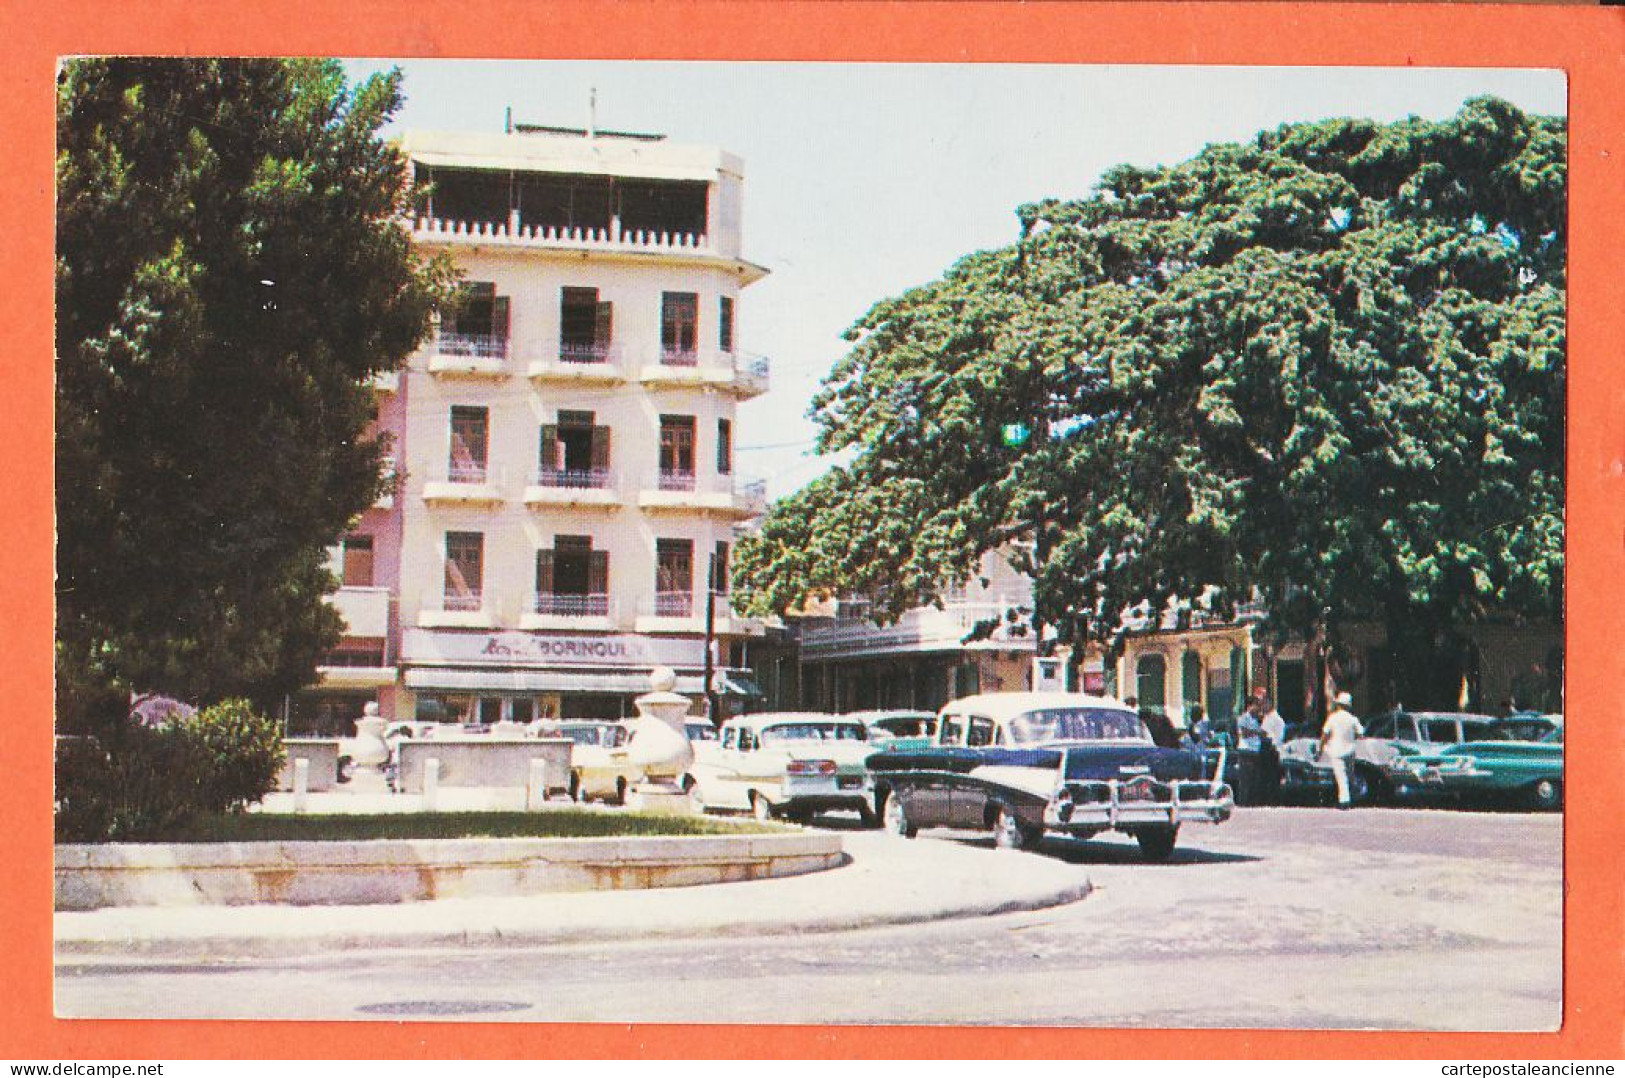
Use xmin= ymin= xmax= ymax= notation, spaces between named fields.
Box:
xmin=401 ymin=629 xmax=705 ymax=670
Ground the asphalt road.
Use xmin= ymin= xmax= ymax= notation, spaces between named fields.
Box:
xmin=55 ymin=807 xmax=1561 ymax=1029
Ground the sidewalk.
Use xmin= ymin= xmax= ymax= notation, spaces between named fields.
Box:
xmin=54 ymin=832 xmax=1092 ymax=960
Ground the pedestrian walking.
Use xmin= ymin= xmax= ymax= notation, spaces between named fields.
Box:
xmin=1319 ymin=691 xmax=1365 ymax=809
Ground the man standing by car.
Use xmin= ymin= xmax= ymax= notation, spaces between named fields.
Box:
xmin=1319 ymin=691 xmax=1365 ymax=809
xmin=1251 ymin=690 xmax=1286 ymax=805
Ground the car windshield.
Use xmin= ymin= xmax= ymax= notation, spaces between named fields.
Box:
xmin=759 ymin=722 xmax=868 ymax=744
xmin=1497 ymin=719 xmax=1555 ymax=742
xmin=876 ymin=717 xmax=935 ymax=737
xmin=562 ymin=725 xmax=619 ymax=747
xmin=1006 ymin=708 xmax=1149 ymax=745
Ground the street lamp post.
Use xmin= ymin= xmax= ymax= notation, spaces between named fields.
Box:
xmin=703 ymin=552 xmax=719 ymax=722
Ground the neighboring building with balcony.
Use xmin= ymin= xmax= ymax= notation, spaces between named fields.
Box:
xmin=372 ymin=123 xmax=770 ymax=724
xmin=794 ymin=551 xmax=1053 ymax=714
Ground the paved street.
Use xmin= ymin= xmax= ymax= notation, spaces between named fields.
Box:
xmin=55 ymin=807 xmax=1561 ymax=1029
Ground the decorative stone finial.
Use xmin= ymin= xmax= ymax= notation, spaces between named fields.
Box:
xmin=649 ymin=665 xmax=678 ymax=694
xmin=363 ymin=701 xmax=381 ymax=718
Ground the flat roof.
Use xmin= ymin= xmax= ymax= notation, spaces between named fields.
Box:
xmin=398 ymin=129 xmax=742 ymax=184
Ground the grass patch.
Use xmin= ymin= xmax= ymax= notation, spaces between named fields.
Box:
xmin=148 ymin=811 xmax=787 ymax=843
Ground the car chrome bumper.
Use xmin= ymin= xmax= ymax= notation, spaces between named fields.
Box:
xmin=1044 ymin=782 xmax=1235 ymax=829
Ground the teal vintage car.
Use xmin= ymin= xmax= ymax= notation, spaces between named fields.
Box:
xmin=848 ymin=710 xmax=939 ymax=752
xmin=1389 ymin=714 xmax=1563 ymax=810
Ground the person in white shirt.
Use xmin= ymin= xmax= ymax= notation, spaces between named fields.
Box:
xmin=1251 ymin=689 xmax=1287 ymax=803
xmin=1318 ymin=691 xmax=1365 ymax=808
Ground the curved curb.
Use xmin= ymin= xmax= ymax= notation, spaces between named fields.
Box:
xmin=55 ymin=831 xmax=840 ymax=912
xmin=54 ymin=871 xmax=1094 ymax=961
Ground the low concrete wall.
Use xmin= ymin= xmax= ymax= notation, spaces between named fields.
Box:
xmin=277 ymin=740 xmax=341 ymax=792
xmin=397 ymin=738 xmax=572 ymax=796
xmin=54 ymin=831 xmax=843 ymax=910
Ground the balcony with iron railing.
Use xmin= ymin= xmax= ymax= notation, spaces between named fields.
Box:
xmin=637 ymin=349 xmax=770 ymax=397
xmin=417 ymin=588 xmax=493 ymax=629
xmin=422 ymin=463 xmax=506 ymax=505
xmin=639 ymin=472 xmax=767 ymax=518
xmin=527 ymin=341 xmax=629 ymax=383
xmin=633 ymin=590 xmax=758 ymax=635
xmin=427 ymin=329 xmax=510 ymax=377
xmin=523 ymin=466 xmax=621 ymax=510
xmin=522 ymin=591 xmax=617 ymax=631
xmin=800 ymin=599 xmax=1033 ymax=660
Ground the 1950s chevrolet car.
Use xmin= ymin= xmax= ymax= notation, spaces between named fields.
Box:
xmin=867 ymin=692 xmax=1234 ymax=860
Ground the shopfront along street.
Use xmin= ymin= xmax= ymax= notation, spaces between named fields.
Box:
xmin=56 ymin=806 xmax=1561 ymax=1029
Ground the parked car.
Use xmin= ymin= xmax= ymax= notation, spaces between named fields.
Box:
xmin=686 ymin=712 xmax=877 ymax=823
xmin=1278 ymin=710 xmax=1562 ymax=807
xmin=848 ymin=709 xmax=939 ymax=751
xmin=549 ymin=720 xmax=640 ymax=804
xmin=1388 ymin=713 xmax=1563 ymax=809
xmin=867 ymin=692 xmax=1234 ymax=860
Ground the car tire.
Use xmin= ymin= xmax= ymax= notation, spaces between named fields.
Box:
xmin=611 ymin=777 xmax=628 ymax=807
xmin=751 ymin=792 xmax=775 ymax=822
xmin=882 ymin=791 xmax=917 ymax=838
xmin=569 ymin=773 xmax=587 ymax=803
xmin=992 ymin=805 xmax=1040 ymax=851
xmin=1136 ymin=826 xmax=1179 ymax=861
xmin=1527 ymin=778 xmax=1562 ymax=811
xmin=1347 ymin=767 xmax=1370 ymax=806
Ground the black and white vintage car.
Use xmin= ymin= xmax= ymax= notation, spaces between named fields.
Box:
xmin=867 ymin=692 xmax=1235 ymax=860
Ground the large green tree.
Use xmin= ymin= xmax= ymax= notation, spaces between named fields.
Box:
xmin=735 ymin=98 xmax=1565 ymax=711
xmin=56 ymin=58 xmax=453 ymax=722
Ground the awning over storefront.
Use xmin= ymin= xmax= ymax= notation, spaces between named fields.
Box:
xmin=719 ymin=673 xmax=764 ymax=698
xmin=403 ymin=668 xmax=706 ymax=695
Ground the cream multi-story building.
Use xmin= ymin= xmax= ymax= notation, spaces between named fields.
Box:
xmin=291 ymin=122 xmax=770 ymax=732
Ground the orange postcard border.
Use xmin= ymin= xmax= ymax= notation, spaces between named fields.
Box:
xmin=4 ymin=0 xmax=1621 ymax=1060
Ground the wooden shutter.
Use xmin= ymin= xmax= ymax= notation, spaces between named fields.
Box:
xmin=595 ymin=301 xmax=614 ymax=347
xmin=540 ymin=425 xmax=559 ymax=472
xmin=587 ymin=550 xmax=609 ymax=595
xmin=535 ymin=550 xmax=555 ymax=595
xmin=591 ymin=426 xmax=611 ymax=471
xmin=492 ymin=295 xmax=511 ymax=341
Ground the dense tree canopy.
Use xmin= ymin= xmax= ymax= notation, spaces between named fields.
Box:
xmin=735 ymin=98 xmax=1565 ymax=708
xmin=57 ymin=58 xmax=453 ymax=719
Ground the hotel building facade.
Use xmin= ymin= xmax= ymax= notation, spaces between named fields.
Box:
xmin=289 ymin=124 xmax=769 ymax=734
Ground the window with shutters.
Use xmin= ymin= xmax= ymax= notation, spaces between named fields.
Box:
xmin=712 ymin=541 xmax=730 ymax=595
xmin=719 ymin=296 xmax=735 ymax=353
xmin=536 ymin=535 xmax=609 ymax=617
xmin=440 ymin=281 xmax=509 ymax=359
xmin=658 ymin=415 xmax=696 ymax=489
xmin=655 ymin=539 xmax=694 ymax=617
xmin=660 ymin=292 xmax=699 ymax=364
xmin=449 ymin=406 xmax=489 ymax=482
xmin=341 ymin=535 xmax=375 ymax=588
xmin=716 ymin=418 xmax=732 ymax=475
xmin=539 ymin=412 xmax=611 ymax=488
xmin=559 ymin=286 xmax=613 ymax=363
xmin=444 ymin=532 xmax=484 ymax=610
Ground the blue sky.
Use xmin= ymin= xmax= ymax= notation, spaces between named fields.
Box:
xmin=342 ymin=60 xmax=1567 ymax=497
